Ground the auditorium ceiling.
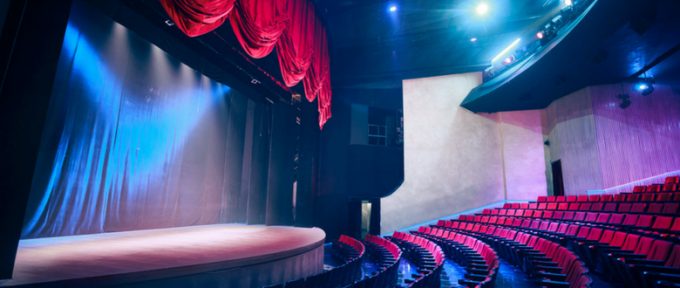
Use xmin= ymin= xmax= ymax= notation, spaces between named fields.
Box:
xmin=312 ymin=0 xmax=565 ymax=92
xmin=108 ymin=0 xmax=680 ymax=110
xmin=313 ymin=0 xmax=680 ymax=110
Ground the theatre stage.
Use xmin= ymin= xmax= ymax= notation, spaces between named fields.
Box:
xmin=0 ymin=224 xmax=325 ymax=287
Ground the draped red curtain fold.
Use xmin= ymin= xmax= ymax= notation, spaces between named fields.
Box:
xmin=161 ymin=0 xmax=332 ymax=128
xmin=275 ymin=0 xmax=314 ymax=88
xmin=229 ymin=0 xmax=287 ymax=59
xmin=160 ymin=0 xmax=235 ymax=37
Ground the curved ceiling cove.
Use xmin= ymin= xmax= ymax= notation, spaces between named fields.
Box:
xmin=462 ymin=0 xmax=680 ymax=112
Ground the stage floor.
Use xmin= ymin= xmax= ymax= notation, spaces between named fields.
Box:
xmin=1 ymin=224 xmax=325 ymax=287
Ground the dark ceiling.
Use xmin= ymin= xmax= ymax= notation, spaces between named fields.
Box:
xmin=311 ymin=0 xmax=680 ymax=111
xmin=312 ymin=0 xmax=568 ymax=92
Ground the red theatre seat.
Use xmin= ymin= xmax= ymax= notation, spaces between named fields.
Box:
xmin=666 ymin=176 xmax=680 ymax=184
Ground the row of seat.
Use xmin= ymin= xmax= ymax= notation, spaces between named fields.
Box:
xmin=472 ymin=210 xmax=680 ymax=239
xmin=464 ymin=174 xmax=680 ymax=287
xmin=632 ymin=176 xmax=680 ymax=193
xmin=388 ymin=231 xmax=444 ymax=287
xmin=416 ymin=227 xmax=499 ymax=287
xmin=512 ymin=200 xmax=680 ymax=214
xmin=445 ymin=212 xmax=680 ymax=288
xmin=352 ymin=234 xmax=402 ymax=288
xmin=436 ymin=220 xmax=591 ymax=288
xmin=535 ymin=176 xmax=680 ymax=204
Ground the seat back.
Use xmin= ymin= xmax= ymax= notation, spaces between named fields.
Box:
xmin=609 ymin=231 xmax=627 ymax=247
xmin=652 ymin=216 xmax=673 ymax=230
xmin=648 ymin=240 xmax=673 ymax=261
xmin=608 ymin=213 xmax=623 ymax=225
xmin=662 ymin=203 xmax=679 ymax=215
xmin=635 ymin=215 xmax=653 ymax=227
xmin=665 ymin=245 xmax=680 ymax=268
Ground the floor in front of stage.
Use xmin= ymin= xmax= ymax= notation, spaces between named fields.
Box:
xmin=1 ymin=224 xmax=325 ymax=287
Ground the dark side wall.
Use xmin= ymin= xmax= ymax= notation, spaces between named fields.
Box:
xmin=317 ymin=88 xmax=404 ymax=240
xmin=0 ymin=0 xmax=73 ymax=278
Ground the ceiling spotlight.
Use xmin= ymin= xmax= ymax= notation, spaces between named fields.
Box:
xmin=617 ymin=93 xmax=631 ymax=109
xmin=635 ymin=78 xmax=655 ymax=96
xmin=503 ymin=56 xmax=514 ymax=65
xmin=475 ymin=2 xmax=489 ymax=16
xmin=536 ymin=31 xmax=544 ymax=39
xmin=564 ymin=0 xmax=573 ymax=7
xmin=470 ymin=37 xmax=478 ymax=43
xmin=388 ymin=4 xmax=398 ymax=13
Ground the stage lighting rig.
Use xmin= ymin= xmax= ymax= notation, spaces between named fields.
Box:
xmin=617 ymin=93 xmax=631 ymax=109
xmin=635 ymin=78 xmax=655 ymax=96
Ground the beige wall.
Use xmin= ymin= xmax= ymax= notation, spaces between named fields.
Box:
xmin=498 ymin=110 xmax=548 ymax=201
xmin=381 ymin=73 xmax=505 ymax=233
xmin=380 ymin=73 xmax=548 ymax=233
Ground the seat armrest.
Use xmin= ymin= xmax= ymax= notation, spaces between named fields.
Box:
xmin=535 ymin=279 xmax=570 ymax=287
xmin=535 ymin=271 xmax=567 ymax=281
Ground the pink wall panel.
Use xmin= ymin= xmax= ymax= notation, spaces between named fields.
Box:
xmin=591 ymin=84 xmax=680 ymax=188
xmin=544 ymin=87 xmax=604 ymax=195
xmin=545 ymin=84 xmax=680 ymax=195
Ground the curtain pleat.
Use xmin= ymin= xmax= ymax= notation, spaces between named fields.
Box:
xmin=229 ymin=0 xmax=287 ymax=59
xmin=160 ymin=0 xmax=236 ymax=37
xmin=161 ymin=0 xmax=332 ymax=128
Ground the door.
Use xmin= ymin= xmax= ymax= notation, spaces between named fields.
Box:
xmin=551 ymin=160 xmax=565 ymax=196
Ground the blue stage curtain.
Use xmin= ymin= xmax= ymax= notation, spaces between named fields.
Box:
xmin=22 ymin=4 xmax=248 ymax=238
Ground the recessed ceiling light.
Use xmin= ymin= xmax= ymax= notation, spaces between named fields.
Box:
xmin=475 ymin=2 xmax=489 ymax=16
xmin=470 ymin=37 xmax=478 ymax=43
xmin=388 ymin=4 xmax=398 ymax=13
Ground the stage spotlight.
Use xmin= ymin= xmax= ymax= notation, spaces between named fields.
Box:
xmin=388 ymin=4 xmax=398 ymax=13
xmin=617 ymin=93 xmax=631 ymax=109
xmin=536 ymin=31 xmax=544 ymax=39
xmin=475 ymin=2 xmax=489 ymax=16
xmin=564 ymin=0 xmax=573 ymax=7
xmin=635 ymin=78 xmax=655 ymax=96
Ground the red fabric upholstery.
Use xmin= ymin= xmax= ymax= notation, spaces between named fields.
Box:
xmin=161 ymin=0 xmax=333 ymax=128
xmin=160 ymin=0 xmax=235 ymax=37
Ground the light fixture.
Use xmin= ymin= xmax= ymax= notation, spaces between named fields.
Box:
xmin=475 ymin=2 xmax=489 ymax=16
xmin=291 ymin=92 xmax=302 ymax=103
xmin=491 ymin=38 xmax=521 ymax=63
xmin=388 ymin=4 xmax=398 ymax=13
xmin=470 ymin=37 xmax=478 ymax=43
xmin=635 ymin=78 xmax=655 ymax=96
xmin=617 ymin=93 xmax=631 ymax=109
xmin=536 ymin=31 xmax=544 ymax=39
xmin=564 ymin=0 xmax=573 ymax=7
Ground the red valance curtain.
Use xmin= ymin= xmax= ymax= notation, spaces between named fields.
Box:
xmin=160 ymin=0 xmax=332 ymax=128
xmin=160 ymin=0 xmax=235 ymax=37
xmin=229 ymin=0 xmax=287 ymax=59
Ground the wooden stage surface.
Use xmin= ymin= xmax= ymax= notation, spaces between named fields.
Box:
xmin=1 ymin=224 xmax=325 ymax=287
